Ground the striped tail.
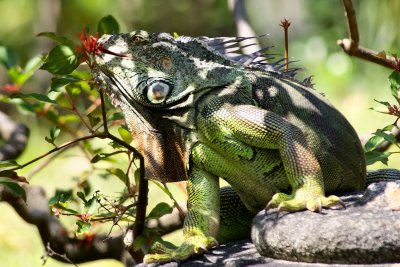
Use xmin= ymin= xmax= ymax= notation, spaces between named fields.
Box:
xmin=366 ymin=169 xmax=400 ymax=185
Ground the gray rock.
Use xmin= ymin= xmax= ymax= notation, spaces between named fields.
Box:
xmin=251 ymin=181 xmax=400 ymax=264
xmin=138 ymin=240 xmax=398 ymax=267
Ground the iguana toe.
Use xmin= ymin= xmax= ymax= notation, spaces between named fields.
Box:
xmin=266 ymin=192 xmax=344 ymax=213
xmin=143 ymin=235 xmax=218 ymax=264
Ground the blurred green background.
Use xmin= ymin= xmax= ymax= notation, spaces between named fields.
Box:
xmin=0 ymin=0 xmax=399 ymax=266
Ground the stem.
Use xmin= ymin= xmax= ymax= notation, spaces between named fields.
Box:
xmin=338 ymin=0 xmax=398 ymax=70
xmin=63 ymin=91 xmax=93 ymax=133
xmin=98 ymin=89 xmax=148 ymax=263
xmin=279 ymin=18 xmax=291 ymax=71
xmin=10 ymin=133 xmax=106 ymax=171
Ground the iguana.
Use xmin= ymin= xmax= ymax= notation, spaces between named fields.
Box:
xmin=91 ymin=30 xmax=400 ymax=263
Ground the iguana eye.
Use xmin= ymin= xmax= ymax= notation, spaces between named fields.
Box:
xmin=146 ymin=81 xmax=171 ymax=104
xmin=132 ymin=35 xmax=145 ymax=44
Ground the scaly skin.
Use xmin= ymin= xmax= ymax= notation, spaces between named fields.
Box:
xmin=91 ymin=30 xmax=380 ymax=263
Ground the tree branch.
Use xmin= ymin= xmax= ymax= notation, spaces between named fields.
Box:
xmin=338 ymin=0 xmax=398 ymax=70
xmin=0 ymin=111 xmax=29 ymax=161
xmin=0 ymin=184 xmax=135 ymax=266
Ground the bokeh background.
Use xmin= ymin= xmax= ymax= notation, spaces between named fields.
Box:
xmin=0 ymin=0 xmax=399 ymax=266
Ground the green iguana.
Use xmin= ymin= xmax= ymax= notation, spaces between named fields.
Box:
xmin=91 ymin=30 xmax=400 ymax=263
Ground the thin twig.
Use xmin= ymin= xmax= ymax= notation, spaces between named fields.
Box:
xmin=63 ymin=91 xmax=94 ymax=133
xmin=98 ymin=89 xmax=148 ymax=263
xmin=42 ymin=243 xmax=79 ymax=267
xmin=9 ymin=133 xmax=106 ymax=171
xmin=279 ymin=18 xmax=291 ymax=71
xmin=163 ymin=182 xmax=186 ymax=219
xmin=338 ymin=0 xmax=398 ymax=70
xmin=26 ymin=145 xmax=74 ymax=180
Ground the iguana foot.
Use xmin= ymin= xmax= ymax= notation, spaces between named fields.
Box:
xmin=266 ymin=190 xmax=345 ymax=213
xmin=144 ymin=234 xmax=218 ymax=264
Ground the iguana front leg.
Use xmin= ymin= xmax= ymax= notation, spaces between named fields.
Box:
xmin=144 ymin=165 xmax=220 ymax=264
xmin=202 ymin=101 xmax=342 ymax=212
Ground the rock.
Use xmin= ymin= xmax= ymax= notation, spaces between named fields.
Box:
xmin=251 ymin=181 xmax=400 ymax=264
xmin=138 ymin=239 xmax=398 ymax=267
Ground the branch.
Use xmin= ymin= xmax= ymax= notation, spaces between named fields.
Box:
xmin=0 ymin=111 xmax=29 ymax=161
xmin=98 ymin=89 xmax=148 ymax=262
xmin=228 ymin=0 xmax=261 ymax=54
xmin=338 ymin=0 xmax=398 ymax=70
xmin=0 ymin=184 xmax=135 ymax=266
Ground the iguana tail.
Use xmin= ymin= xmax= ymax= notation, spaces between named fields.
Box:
xmin=366 ymin=169 xmax=400 ymax=185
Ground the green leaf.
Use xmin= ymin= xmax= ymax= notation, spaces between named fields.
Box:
xmin=48 ymin=189 xmax=73 ymax=207
xmin=11 ymin=92 xmax=57 ymax=104
xmin=0 ymin=160 xmax=20 ymax=170
xmin=107 ymin=168 xmax=129 ymax=184
xmin=0 ymin=177 xmax=26 ymax=200
xmin=0 ymin=46 xmax=18 ymax=68
xmin=87 ymin=113 xmax=101 ymax=128
xmin=76 ymin=220 xmax=91 ymax=235
xmin=77 ymin=191 xmax=86 ymax=203
xmin=147 ymin=202 xmax=173 ymax=220
xmin=374 ymin=129 xmax=400 ymax=148
xmin=364 ymin=135 xmax=384 ymax=152
xmin=37 ymin=32 xmax=75 ymax=46
xmin=97 ymin=15 xmax=120 ymax=36
xmin=50 ymin=76 xmax=83 ymax=92
xmin=365 ymin=151 xmax=392 ymax=165
xmin=52 ymin=203 xmax=79 ymax=214
xmin=90 ymin=151 xmax=123 ymax=163
xmin=50 ymin=126 xmax=61 ymax=140
xmin=118 ymin=126 xmax=133 ymax=144
xmin=389 ymin=71 xmax=400 ymax=104
xmin=84 ymin=195 xmax=98 ymax=214
xmin=41 ymin=45 xmax=82 ymax=75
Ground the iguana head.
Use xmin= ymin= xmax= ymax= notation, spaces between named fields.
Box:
xmin=93 ymin=30 xmax=288 ymax=115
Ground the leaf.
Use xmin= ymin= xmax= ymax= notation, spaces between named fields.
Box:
xmin=389 ymin=71 xmax=400 ymax=104
xmin=0 ymin=46 xmax=18 ymax=68
xmin=0 ymin=170 xmax=28 ymax=183
xmin=147 ymin=202 xmax=173 ymax=220
xmin=77 ymin=191 xmax=87 ymax=203
xmin=90 ymin=151 xmax=123 ymax=163
xmin=84 ymin=195 xmax=98 ymax=214
xmin=0 ymin=160 xmax=20 ymax=170
xmin=11 ymin=92 xmax=57 ymax=104
xmin=50 ymin=126 xmax=61 ymax=140
xmin=50 ymin=76 xmax=83 ymax=92
xmin=97 ymin=15 xmax=120 ymax=36
xmin=118 ymin=126 xmax=133 ymax=144
xmin=364 ymin=125 xmax=399 ymax=152
xmin=48 ymin=189 xmax=73 ymax=207
xmin=41 ymin=45 xmax=82 ymax=75
xmin=107 ymin=168 xmax=129 ymax=184
xmin=37 ymin=32 xmax=75 ymax=46
xmin=52 ymin=203 xmax=79 ymax=214
xmin=374 ymin=129 xmax=400 ymax=149
xmin=374 ymin=99 xmax=391 ymax=108
xmin=76 ymin=220 xmax=91 ymax=235
xmin=365 ymin=151 xmax=391 ymax=166
xmin=0 ymin=177 xmax=26 ymax=201
xmin=364 ymin=135 xmax=384 ymax=152
xmin=87 ymin=113 xmax=101 ymax=128
xmin=45 ymin=126 xmax=60 ymax=146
